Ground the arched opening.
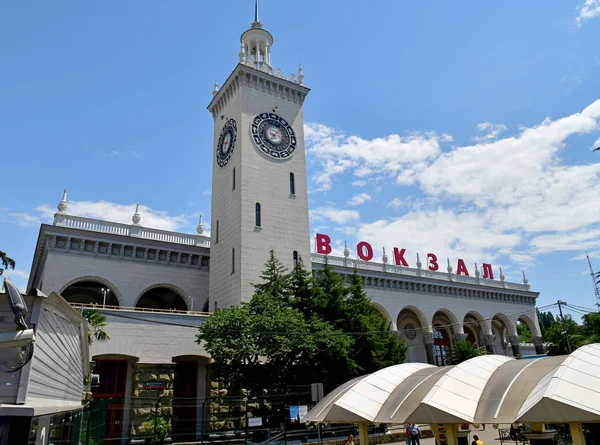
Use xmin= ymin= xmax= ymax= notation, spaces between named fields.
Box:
xmin=61 ymin=280 xmax=120 ymax=307
xmin=463 ymin=311 xmax=485 ymax=346
xmin=396 ymin=306 xmax=428 ymax=363
xmin=517 ymin=314 xmax=538 ymax=341
xmin=492 ymin=313 xmax=515 ymax=355
xmin=136 ymin=286 xmax=188 ymax=311
xmin=432 ymin=309 xmax=459 ymax=366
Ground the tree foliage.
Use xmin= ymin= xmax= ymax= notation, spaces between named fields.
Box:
xmin=449 ymin=340 xmax=488 ymax=365
xmin=0 ymin=250 xmax=16 ymax=271
xmin=197 ymin=251 xmax=407 ymax=391
xmin=544 ymin=315 xmax=588 ymax=356
xmin=81 ymin=309 xmax=110 ymax=344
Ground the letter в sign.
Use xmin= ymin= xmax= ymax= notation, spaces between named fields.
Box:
xmin=357 ymin=241 xmax=373 ymax=261
xmin=393 ymin=248 xmax=409 ymax=267
xmin=456 ymin=259 xmax=469 ymax=276
xmin=482 ymin=263 xmax=494 ymax=279
xmin=316 ymin=233 xmax=332 ymax=255
xmin=427 ymin=253 xmax=439 ymax=271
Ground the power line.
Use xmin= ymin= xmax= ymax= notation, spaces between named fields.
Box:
xmin=557 ymin=300 xmax=572 ymax=354
xmin=586 ymin=252 xmax=600 ymax=311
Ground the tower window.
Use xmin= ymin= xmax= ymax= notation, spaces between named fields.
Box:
xmin=216 ymin=220 xmax=219 ymax=244
xmin=232 ymin=167 xmax=236 ymax=191
xmin=232 ymin=248 xmax=235 ymax=274
xmin=293 ymin=251 xmax=299 ymax=269
xmin=255 ymin=203 xmax=261 ymax=227
xmin=289 ymin=172 xmax=295 ymax=195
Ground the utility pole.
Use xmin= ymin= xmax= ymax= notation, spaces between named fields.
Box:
xmin=585 ymin=252 xmax=600 ymax=311
xmin=557 ymin=300 xmax=572 ymax=354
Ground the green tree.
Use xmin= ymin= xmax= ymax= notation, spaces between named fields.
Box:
xmin=81 ymin=309 xmax=110 ymax=344
xmin=581 ymin=312 xmax=600 ymax=344
xmin=0 ymin=250 xmax=16 ymax=271
xmin=252 ymin=250 xmax=292 ymax=303
xmin=537 ymin=309 xmax=555 ymax=340
xmin=545 ymin=316 xmax=587 ymax=356
xmin=517 ymin=322 xmax=532 ymax=343
xmin=344 ymin=270 xmax=406 ymax=374
xmin=449 ymin=340 xmax=488 ymax=365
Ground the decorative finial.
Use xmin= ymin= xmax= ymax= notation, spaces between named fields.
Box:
xmin=416 ymin=253 xmax=422 ymax=269
xmin=522 ymin=271 xmax=528 ymax=286
xmin=298 ymin=64 xmax=304 ymax=86
xmin=57 ymin=189 xmax=68 ymax=213
xmin=343 ymin=241 xmax=350 ymax=258
xmin=132 ymin=203 xmax=141 ymax=225
xmin=474 ymin=263 xmax=480 ymax=278
xmin=212 ymin=80 xmax=219 ymax=96
xmin=447 ymin=258 xmax=453 ymax=273
xmin=499 ymin=266 xmax=505 ymax=281
xmin=252 ymin=0 xmax=262 ymax=28
xmin=197 ymin=214 xmax=204 ymax=235
xmin=239 ymin=44 xmax=247 ymax=64
xmin=382 ymin=247 xmax=388 ymax=264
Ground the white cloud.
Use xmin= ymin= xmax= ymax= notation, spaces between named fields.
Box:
xmin=347 ymin=193 xmax=372 ymax=206
xmin=36 ymin=200 xmax=190 ymax=232
xmin=9 ymin=213 xmax=43 ymax=227
xmin=472 ymin=122 xmax=508 ymax=142
xmin=352 ymin=180 xmax=368 ymax=187
xmin=593 ymin=137 xmax=600 ymax=149
xmin=2 ymin=269 xmax=29 ymax=280
xmin=307 ymin=99 xmax=600 ymax=271
xmin=310 ymin=207 xmax=360 ymax=225
xmin=387 ymin=198 xmax=404 ymax=210
xmin=305 ymin=122 xmax=444 ymax=191
xmin=577 ymin=0 xmax=600 ymax=25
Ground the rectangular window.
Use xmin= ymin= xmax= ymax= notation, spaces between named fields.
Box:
xmin=216 ymin=220 xmax=219 ymax=243
xmin=293 ymin=250 xmax=299 ymax=269
xmin=289 ymin=172 xmax=295 ymax=195
xmin=232 ymin=167 xmax=236 ymax=191
xmin=255 ymin=203 xmax=261 ymax=227
xmin=232 ymin=248 xmax=235 ymax=274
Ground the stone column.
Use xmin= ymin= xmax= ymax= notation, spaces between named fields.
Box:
xmin=452 ymin=333 xmax=468 ymax=344
xmin=509 ymin=335 xmax=521 ymax=358
xmin=423 ymin=331 xmax=435 ymax=365
xmin=129 ymin=363 xmax=175 ymax=439
xmin=484 ymin=334 xmax=496 ymax=354
xmin=532 ymin=336 xmax=545 ymax=355
xmin=569 ymin=423 xmax=586 ymax=445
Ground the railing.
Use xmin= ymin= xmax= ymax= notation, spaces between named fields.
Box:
xmin=54 ymin=213 xmax=211 ymax=248
xmin=70 ymin=303 xmax=211 ymax=317
xmin=311 ymin=253 xmax=531 ymax=292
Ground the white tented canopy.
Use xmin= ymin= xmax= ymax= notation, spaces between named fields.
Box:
xmin=302 ymin=344 xmax=600 ymax=425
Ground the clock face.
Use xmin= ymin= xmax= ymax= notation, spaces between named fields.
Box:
xmin=251 ymin=113 xmax=297 ymax=159
xmin=216 ymin=119 xmax=237 ymax=168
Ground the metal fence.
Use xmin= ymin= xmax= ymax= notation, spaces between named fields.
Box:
xmin=79 ymin=388 xmax=377 ymax=445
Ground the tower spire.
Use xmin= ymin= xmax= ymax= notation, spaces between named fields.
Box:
xmin=252 ymin=0 xmax=262 ymax=28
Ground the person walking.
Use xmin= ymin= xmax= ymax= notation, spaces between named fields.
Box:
xmin=471 ymin=434 xmax=484 ymax=445
xmin=409 ymin=424 xmax=421 ymax=445
xmin=404 ymin=424 xmax=411 ymax=445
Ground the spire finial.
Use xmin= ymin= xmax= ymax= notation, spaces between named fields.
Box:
xmin=343 ymin=240 xmax=350 ymax=258
xmin=212 ymin=80 xmax=219 ymax=96
xmin=499 ymin=266 xmax=505 ymax=281
xmin=57 ymin=189 xmax=68 ymax=213
xmin=382 ymin=247 xmax=388 ymax=264
xmin=416 ymin=253 xmax=422 ymax=269
xmin=252 ymin=0 xmax=262 ymax=28
xmin=298 ymin=64 xmax=304 ymax=86
xmin=474 ymin=263 xmax=481 ymax=278
xmin=132 ymin=203 xmax=141 ymax=225
xmin=522 ymin=270 xmax=529 ymax=286
xmin=447 ymin=258 xmax=453 ymax=274
xmin=197 ymin=214 xmax=204 ymax=235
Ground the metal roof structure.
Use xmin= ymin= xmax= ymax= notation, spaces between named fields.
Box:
xmin=303 ymin=344 xmax=600 ymax=425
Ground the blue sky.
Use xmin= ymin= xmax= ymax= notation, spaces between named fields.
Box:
xmin=2 ymin=1 xmax=600 ymax=320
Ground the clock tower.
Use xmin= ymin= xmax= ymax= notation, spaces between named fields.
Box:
xmin=207 ymin=1 xmax=311 ymax=309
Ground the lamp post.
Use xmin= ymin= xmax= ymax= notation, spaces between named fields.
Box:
xmin=100 ymin=288 xmax=110 ymax=308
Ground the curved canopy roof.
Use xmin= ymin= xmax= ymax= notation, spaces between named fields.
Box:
xmin=303 ymin=344 xmax=600 ymax=425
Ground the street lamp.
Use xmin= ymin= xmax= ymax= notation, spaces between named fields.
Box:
xmin=100 ymin=288 xmax=110 ymax=308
